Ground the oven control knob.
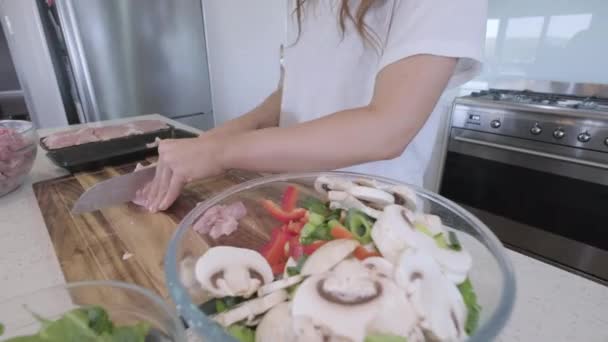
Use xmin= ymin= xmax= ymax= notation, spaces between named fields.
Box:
xmin=490 ymin=120 xmax=501 ymax=129
xmin=578 ymin=132 xmax=591 ymax=143
xmin=530 ymin=123 xmax=542 ymax=135
xmin=605 ymin=137 xmax=608 ymax=147
xmin=553 ymin=128 xmax=565 ymax=139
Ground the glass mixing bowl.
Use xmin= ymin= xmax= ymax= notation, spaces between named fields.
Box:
xmin=0 ymin=280 xmax=186 ymax=341
xmin=165 ymin=172 xmax=516 ymax=341
xmin=0 ymin=120 xmax=38 ymax=197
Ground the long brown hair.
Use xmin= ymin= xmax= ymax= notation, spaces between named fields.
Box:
xmin=294 ymin=0 xmax=381 ymax=49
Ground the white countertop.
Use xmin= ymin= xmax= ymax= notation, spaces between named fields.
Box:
xmin=1 ymin=115 xmax=607 ymax=341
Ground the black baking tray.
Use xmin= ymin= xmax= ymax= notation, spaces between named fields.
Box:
xmin=41 ymin=125 xmax=198 ymax=172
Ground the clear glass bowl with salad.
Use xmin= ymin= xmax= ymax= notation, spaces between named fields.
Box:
xmin=0 ymin=280 xmax=186 ymax=341
xmin=165 ymin=172 xmax=516 ymax=342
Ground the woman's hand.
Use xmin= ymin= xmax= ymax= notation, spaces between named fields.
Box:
xmin=141 ymin=136 xmax=224 ymax=212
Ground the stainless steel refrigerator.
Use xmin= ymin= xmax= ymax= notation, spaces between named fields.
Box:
xmin=2 ymin=0 xmax=214 ymax=129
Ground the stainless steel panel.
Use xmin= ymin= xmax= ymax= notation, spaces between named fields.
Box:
xmin=448 ymin=128 xmax=608 ymax=185
xmin=451 ymin=102 xmax=608 ymax=153
xmin=56 ymin=0 xmax=212 ymax=122
xmin=463 ymin=204 xmax=608 ymax=285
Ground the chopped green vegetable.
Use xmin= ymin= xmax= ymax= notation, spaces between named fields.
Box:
xmin=286 ymin=256 xmax=309 ymax=276
xmin=300 ymin=223 xmax=317 ymax=238
xmin=448 ymin=231 xmax=463 ymax=251
xmin=308 ymin=212 xmax=325 ymax=226
xmin=346 ymin=209 xmax=373 ymax=244
xmin=326 ymin=209 xmax=342 ymax=222
xmin=100 ymin=323 xmax=150 ymax=342
xmin=327 ymin=219 xmax=341 ymax=228
xmin=226 ymin=325 xmax=255 ymax=342
xmin=433 ymin=233 xmax=448 ymax=249
xmin=364 ymin=334 xmax=408 ymax=342
xmin=215 ymin=299 xmax=228 ymax=313
xmin=300 ymin=224 xmax=332 ymax=245
xmin=1 ymin=322 xmax=4 ymax=336
xmin=458 ymin=278 xmax=481 ymax=335
xmin=86 ymin=306 xmax=114 ymax=335
xmin=302 ymin=197 xmax=330 ymax=216
xmin=414 ymin=222 xmax=433 ymax=237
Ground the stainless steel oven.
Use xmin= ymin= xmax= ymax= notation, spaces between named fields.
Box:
xmin=440 ymin=81 xmax=608 ymax=284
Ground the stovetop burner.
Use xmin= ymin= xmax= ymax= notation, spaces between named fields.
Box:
xmin=470 ymin=89 xmax=608 ymax=112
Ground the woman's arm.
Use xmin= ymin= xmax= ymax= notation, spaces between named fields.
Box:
xmin=145 ymin=54 xmax=456 ymax=211
xmin=220 ymin=54 xmax=456 ymax=171
xmin=204 ymin=87 xmax=282 ymax=138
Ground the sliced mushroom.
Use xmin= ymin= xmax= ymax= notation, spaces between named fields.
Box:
xmin=431 ymin=245 xmax=473 ymax=285
xmin=179 ymin=255 xmax=207 ymax=301
xmin=370 ymin=205 xmax=425 ymax=264
xmin=213 ymin=289 xmax=288 ymax=327
xmin=347 ymin=186 xmax=395 ymax=209
xmin=367 ymin=279 xmax=418 ymax=339
xmin=385 ymin=185 xmax=418 ymax=212
xmin=195 ymin=246 xmax=273 ymax=298
xmin=257 ymin=275 xmax=304 ymax=297
xmin=314 ymin=176 xmax=353 ymax=194
xmin=300 ymin=239 xmax=359 ymax=276
xmin=291 ymin=272 xmax=384 ymax=341
xmin=362 ymin=257 xmax=394 ymax=278
xmin=328 ymin=192 xmax=382 ymax=219
xmin=394 ymin=248 xmax=467 ymax=341
xmin=255 ymin=302 xmax=293 ymax=342
xmin=414 ymin=214 xmax=446 ymax=236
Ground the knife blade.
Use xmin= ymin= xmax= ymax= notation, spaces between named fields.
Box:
xmin=71 ymin=165 xmax=156 ymax=214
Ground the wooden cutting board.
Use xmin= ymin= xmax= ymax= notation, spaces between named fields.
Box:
xmin=33 ymin=158 xmax=262 ymax=302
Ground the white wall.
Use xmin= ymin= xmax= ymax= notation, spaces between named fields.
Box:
xmin=202 ymin=0 xmax=285 ymax=126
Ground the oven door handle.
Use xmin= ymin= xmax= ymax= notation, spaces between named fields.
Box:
xmin=453 ymin=136 xmax=608 ymax=170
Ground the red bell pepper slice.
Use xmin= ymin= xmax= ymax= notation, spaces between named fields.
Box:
xmin=285 ymin=220 xmax=305 ymax=235
xmin=354 ymin=245 xmax=381 ymax=260
xmin=330 ymin=225 xmax=354 ymax=240
xmin=270 ymin=262 xmax=286 ymax=275
xmin=302 ymin=240 xmax=326 ymax=256
xmin=259 ymin=227 xmax=289 ymax=266
xmin=262 ymin=199 xmax=306 ymax=223
xmin=281 ymin=185 xmax=299 ymax=212
xmin=288 ymin=236 xmax=304 ymax=260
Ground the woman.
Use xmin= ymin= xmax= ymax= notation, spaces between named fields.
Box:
xmin=142 ymin=0 xmax=487 ymax=212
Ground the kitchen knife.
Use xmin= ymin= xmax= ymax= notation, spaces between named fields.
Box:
xmin=71 ymin=165 xmax=156 ymax=214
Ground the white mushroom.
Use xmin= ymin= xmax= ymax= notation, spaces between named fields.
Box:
xmin=300 ymin=239 xmax=359 ymax=276
xmin=213 ymin=290 xmax=288 ymax=327
xmin=362 ymin=257 xmax=394 ymax=278
xmin=414 ymin=213 xmax=446 ymax=236
xmin=314 ymin=176 xmax=354 ymax=194
xmin=367 ymin=279 xmax=419 ymax=339
xmin=293 ymin=259 xmax=418 ymax=342
xmin=291 ymin=271 xmax=383 ymax=341
xmin=328 ymin=192 xmax=382 ymax=219
xmin=255 ymin=302 xmax=293 ymax=342
xmin=385 ymin=185 xmax=419 ymax=212
xmin=257 ymin=275 xmax=304 ymax=297
xmin=370 ymin=205 xmax=425 ymax=264
xmin=394 ymin=248 xmax=467 ymax=341
xmin=195 ymin=246 xmax=273 ymax=298
xmin=431 ymin=245 xmax=473 ymax=285
xmin=347 ymin=186 xmax=395 ymax=209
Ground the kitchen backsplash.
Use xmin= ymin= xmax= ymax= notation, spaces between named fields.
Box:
xmin=468 ymin=0 xmax=607 ymax=91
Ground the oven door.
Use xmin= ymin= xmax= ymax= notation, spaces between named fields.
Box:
xmin=440 ymin=128 xmax=608 ymax=283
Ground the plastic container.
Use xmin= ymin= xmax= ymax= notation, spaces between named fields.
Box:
xmin=164 ymin=172 xmax=516 ymax=341
xmin=0 ymin=280 xmax=186 ymax=341
xmin=0 ymin=120 xmax=37 ymax=197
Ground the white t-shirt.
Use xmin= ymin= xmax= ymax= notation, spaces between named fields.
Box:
xmin=280 ymin=0 xmax=487 ymax=187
